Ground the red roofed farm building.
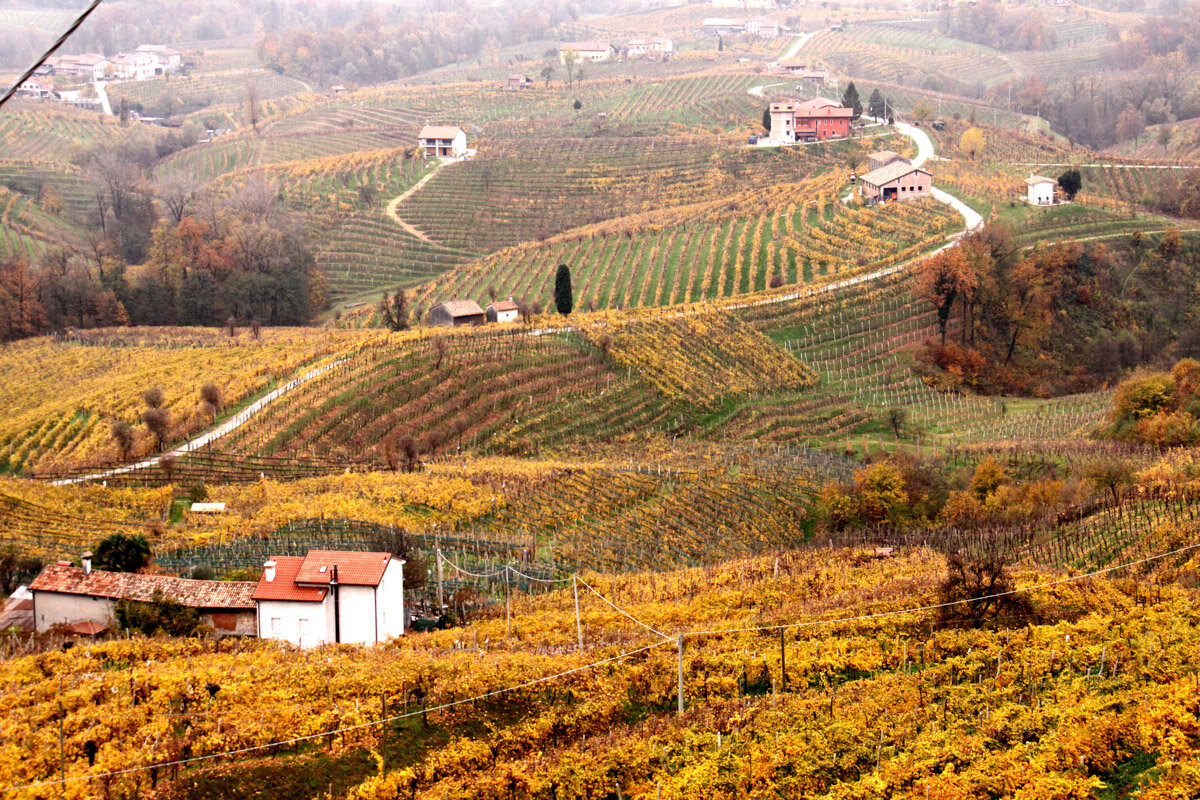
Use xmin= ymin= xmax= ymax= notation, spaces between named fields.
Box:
xmin=29 ymin=557 xmax=257 ymax=636
xmin=768 ymin=98 xmax=852 ymax=143
xmin=254 ymin=550 xmax=406 ymax=648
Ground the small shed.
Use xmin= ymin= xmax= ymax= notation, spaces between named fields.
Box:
xmin=431 ymin=300 xmax=486 ymax=327
xmin=1026 ymin=174 xmax=1056 ymax=205
xmin=486 ymin=298 xmax=520 ymax=323
xmin=506 ymin=74 xmax=532 ymax=89
xmin=860 ymin=162 xmax=932 ymax=204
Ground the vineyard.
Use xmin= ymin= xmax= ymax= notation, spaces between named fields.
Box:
xmin=0 ymin=328 xmax=362 ymax=476
xmin=397 ymin=133 xmax=845 ymax=254
xmin=0 ymin=104 xmax=128 ymax=163
xmin=3 ymin=547 xmax=1200 ymax=799
xmin=106 ymin=71 xmax=313 ymax=119
xmin=408 ymin=178 xmax=959 ymax=315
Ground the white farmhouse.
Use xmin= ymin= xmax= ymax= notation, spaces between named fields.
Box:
xmin=626 ymin=37 xmax=674 ymax=58
xmin=418 ymin=125 xmax=468 ymax=159
xmin=254 ymin=550 xmax=405 ymax=648
xmin=135 ymin=45 xmax=183 ymax=74
xmin=1026 ymin=174 xmax=1056 ymax=205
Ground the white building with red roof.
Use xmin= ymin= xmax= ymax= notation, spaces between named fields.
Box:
xmin=29 ymin=556 xmax=257 ymax=636
xmin=418 ymin=125 xmax=468 ymax=159
xmin=254 ymin=550 xmax=405 ymax=648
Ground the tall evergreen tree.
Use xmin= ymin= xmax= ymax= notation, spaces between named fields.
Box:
xmin=842 ymin=81 xmax=863 ymax=120
xmin=762 ymin=107 xmax=771 ymax=131
xmin=554 ymin=263 xmax=574 ymax=315
xmin=867 ymin=88 xmax=885 ymax=119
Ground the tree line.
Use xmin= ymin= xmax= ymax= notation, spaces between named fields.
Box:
xmin=0 ymin=136 xmax=324 ymax=342
xmin=912 ymin=225 xmax=1200 ymax=396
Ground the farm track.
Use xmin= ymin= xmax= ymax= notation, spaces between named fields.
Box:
xmin=385 ymin=159 xmax=449 ymax=242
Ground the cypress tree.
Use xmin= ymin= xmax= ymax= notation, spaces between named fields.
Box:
xmin=554 ymin=263 xmax=574 ymax=315
xmin=842 ymin=81 xmax=863 ymax=120
xmin=868 ymin=88 xmax=884 ymax=119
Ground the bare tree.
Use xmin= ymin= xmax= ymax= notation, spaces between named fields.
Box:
xmin=246 ymin=79 xmax=261 ymax=133
xmin=143 ymin=386 xmax=165 ymax=409
xmin=155 ymin=172 xmax=201 ymax=224
xmin=142 ymin=407 xmax=170 ymax=451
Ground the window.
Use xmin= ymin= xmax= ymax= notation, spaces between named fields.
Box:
xmin=298 ymin=618 xmax=309 ymax=635
xmin=270 ymin=617 xmax=281 ymax=633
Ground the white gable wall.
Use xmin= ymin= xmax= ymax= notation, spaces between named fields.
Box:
xmin=337 ymin=585 xmax=378 ymax=644
xmin=376 ymin=559 xmax=405 ymax=640
xmin=32 ymin=591 xmax=114 ymax=633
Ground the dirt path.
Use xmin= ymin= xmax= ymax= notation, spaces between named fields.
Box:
xmin=385 ymin=161 xmax=446 ymax=242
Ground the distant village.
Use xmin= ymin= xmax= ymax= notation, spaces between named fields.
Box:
xmin=15 ymin=45 xmax=183 ymax=110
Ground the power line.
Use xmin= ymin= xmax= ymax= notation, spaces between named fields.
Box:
xmin=577 ymin=576 xmax=672 ymax=641
xmin=0 ymin=0 xmax=106 ymax=112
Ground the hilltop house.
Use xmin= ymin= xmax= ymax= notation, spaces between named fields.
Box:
xmin=486 ymin=298 xmax=520 ymax=323
xmin=626 ymin=37 xmax=674 ymax=58
xmin=46 ymin=54 xmax=111 ymax=82
xmin=1026 ymin=174 xmax=1056 ymax=205
xmin=744 ymin=16 xmax=785 ymax=37
xmin=769 ymin=98 xmax=852 ymax=143
xmin=431 ymin=300 xmax=486 ymax=326
xmin=16 ymin=78 xmax=56 ymax=99
xmin=135 ymin=45 xmax=183 ymax=74
xmin=867 ymin=150 xmax=907 ymax=172
xmin=254 ymin=551 xmax=405 ymax=648
xmin=418 ymin=125 xmax=468 ymax=158
xmin=111 ymin=51 xmax=156 ymax=81
xmin=860 ymin=162 xmax=932 ymax=203
xmin=29 ymin=556 xmax=257 ymax=636
xmin=560 ymin=41 xmax=616 ymax=63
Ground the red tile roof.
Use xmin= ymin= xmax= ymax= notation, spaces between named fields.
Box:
xmin=252 ymin=556 xmax=327 ymax=602
xmin=30 ymin=564 xmax=257 ymax=609
xmin=489 ymin=299 xmax=520 ymax=312
xmin=65 ymin=620 xmax=107 ymax=636
xmin=0 ymin=595 xmax=34 ymax=633
xmin=295 ymin=551 xmax=393 ymax=586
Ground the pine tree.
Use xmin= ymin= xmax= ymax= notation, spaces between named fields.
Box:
xmin=842 ymin=82 xmax=862 ymax=120
xmin=761 ymin=107 xmax=771 ymax=132
xmin=554 ymin=264 xmax=574 ymax=315
xmin=868 ymin=88 xmax=885 ymax=119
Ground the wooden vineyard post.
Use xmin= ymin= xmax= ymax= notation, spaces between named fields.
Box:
xmin=780 ymin=629 xmax=787 ymax=692
xmin=435 ymin=547 xmax=444 ymax=609
xmin=573 ymin=574 xmax=583 ymax=653
xmin=504 ymin=564 xmax=512 ymax=638
xmin=380 ymin=695 xmax=387 ymax=774
xmin=677 ymin=633 xmax=685 ymax=717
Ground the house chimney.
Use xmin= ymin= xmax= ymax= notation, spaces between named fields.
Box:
xmin=264 ymin=560 xmax=277 ymax=582
xmin=82 ymin=551 xmax=92 ymax=575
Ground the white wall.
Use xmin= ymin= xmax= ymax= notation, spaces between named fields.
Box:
xmin=1028 ymin=183 xmax=1054 ymax=204
xmin=338 ymin=585 xmax=378 ymax=644
xmin=375 ymin=559 xmax=405 ymax=640
xmin=32 ymin=592 xmax=114 ymax=633
xmin=257 ymin=598 xmax=333 ymax=649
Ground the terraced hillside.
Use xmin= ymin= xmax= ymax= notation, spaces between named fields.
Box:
xmin=0 ymin=328 xmax=360 ymax=476
xmin=410 ymin=174 xmax=959 ymax=314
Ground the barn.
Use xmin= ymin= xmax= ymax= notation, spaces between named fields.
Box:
xmin=431 ymin=300 xmax=486 ymax=327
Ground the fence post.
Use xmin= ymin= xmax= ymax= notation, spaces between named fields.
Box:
xmin=780 ymin=629 xmax=787 ymax=691
xmin=504 ymin=565 xmax=512 ymax=638
xmin=677 ymin=633 xmax=685 ymax=717
xmin=435 ymin=547 xmax=444 ymax=609
xmin=573 ymin=574 xmax=583 ymax=654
